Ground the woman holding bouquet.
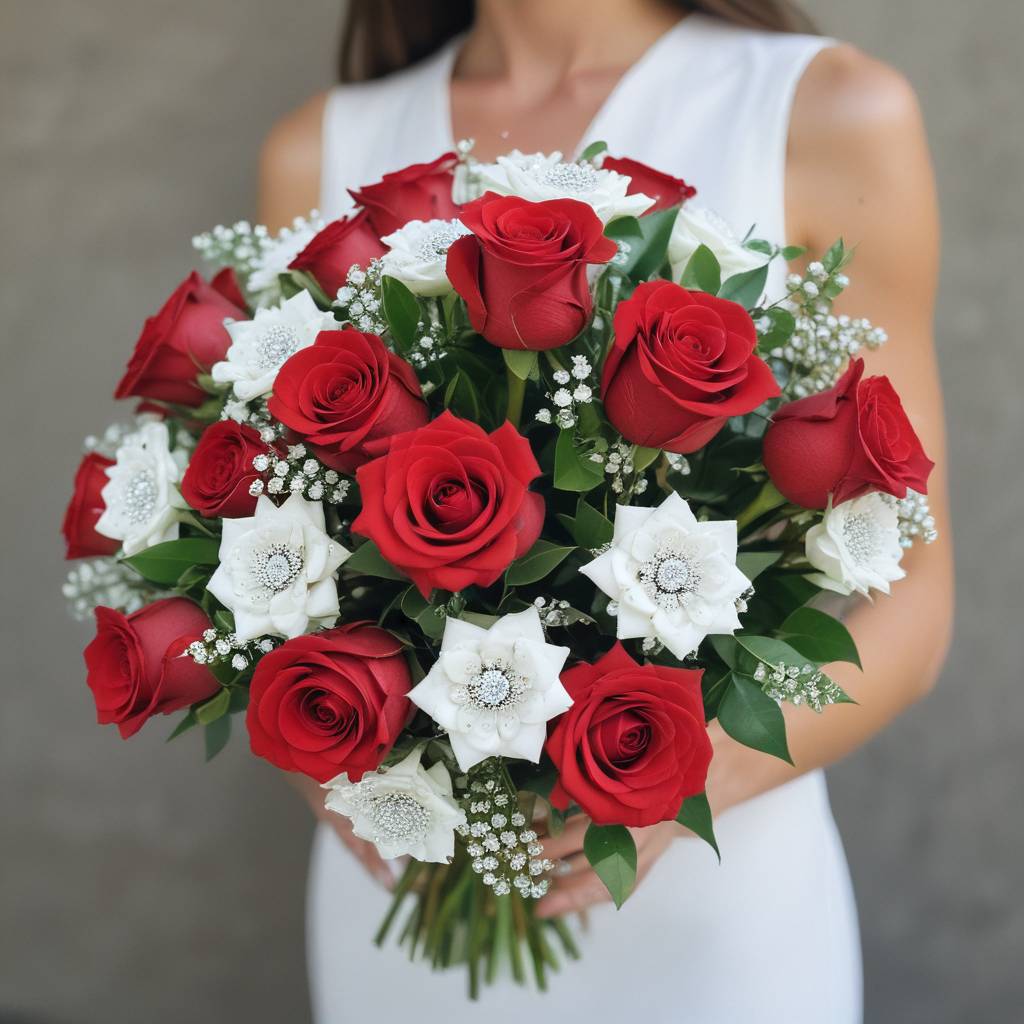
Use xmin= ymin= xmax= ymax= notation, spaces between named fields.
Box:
xmin=257 ymin=1 xmax=952 ymax=1020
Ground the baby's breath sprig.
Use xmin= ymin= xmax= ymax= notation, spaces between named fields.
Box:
xmin=535 ymin=354 xmax=596 ymax=430
xmin=249 ymin=439 xmax=351 ymax=505
xmin=334 ymin=262 xmax=387 ymax=335
xmin=186 ymin=629 xmax=278 ymax=671
xmin=62 ymin=559 xmax=159 ymax=622
xmin=754 ymin=660 xmax=846 ymax=714
xmin=888 ymin=489 xmax=938 ymax=548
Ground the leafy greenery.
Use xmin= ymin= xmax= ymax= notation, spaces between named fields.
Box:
xmin=122 ymin=538 xmax=220 ymax=586
xmin=583 ymin=823 xmax=637 ymax=909
xmin=676 ymin=792 xmax=719 ymax=859
xmin=505 ymin=541 xmax=575 ymax=587
xmin=718 ymin=672 xmax=793 ymax=764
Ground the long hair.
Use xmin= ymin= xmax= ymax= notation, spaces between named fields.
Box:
xmin=338 ymin=1 xmax=816 ymax=83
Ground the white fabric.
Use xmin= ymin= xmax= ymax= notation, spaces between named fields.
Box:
xmin=310 ymin=14 xmax=861 ymax=1022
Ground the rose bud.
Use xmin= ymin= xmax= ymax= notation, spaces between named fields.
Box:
xmin=288 ymin=212 xmax=386 ymax=297
xmin=602 ymin=155 xmax=696 ymax=213
xmin=180 ymin=419 xmax=274 ymax=519
xmin=446 ymin=192 xmax=617 ymax=350
xmin=762 ymin=357 xmax=934 ymax=509
xmin=546 ymin=644 xmax=712 ymax=828
xmin=348 ymin=152 xmax=460 ymax=237
xmin=602 ymin=279 xmax=780 ymax=453
xmin=62 ymin=453 xmax=121 ymax=559
xmin=84 ymin=598 xmax=219 ymax=739
xmin=352 ymin=411 xmax=544 ymax=596
xmin=246 ymin=623 xmax=411 ymax=782
xmin=267 ymin=329 xmax=428 ymax=472
xmin=115 ymin=270 xmax=246 ymax=407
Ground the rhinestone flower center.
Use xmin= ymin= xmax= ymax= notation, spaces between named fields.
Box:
xmin=842 ymin=512 xmax=881 ymax=565
xmin=369 ymin=792 xmax=431 ymax=845
xmin=414 ymin=223 xmax=467 ymax=263
xmin=254 ymin=324 xmax=300 ymax=370
xmin=638 ymin=547 xmax=702 ymax=612
xmin=466 ymin=661 xmax=526 ymax=711
xmin=542 ymin=162 xmax=600 ymax=194
xmin=121 ymin=470 xmax=158 ymax=525
xmin=253 ymin=543 xmax=303 ymax=593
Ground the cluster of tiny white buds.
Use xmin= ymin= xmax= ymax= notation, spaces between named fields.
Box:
xmin=641 ymin=637 xmax=665 ymax=656
xmin=334 ymin=261 xmax=387 ymax=335
xmin=221 ymin=396 xmax=277 ymax=434
xmin=734 ymin=584 xmax=755 ymax=617
xmin=62 ymin=559 xmax=159 ymax=622
xmin=407 ymin=321 xmax=449 ymax=370
xmin=535 ymin=357 xmax=595 ymax=429
xmin=588 ymin=439 xmax=647 ymax=495
xmin=187 ymin=629 xmax=276 ymax=669
xmin=82 ymin=417 xmax=165 ymax=459
xmin=664 ymin=451 xmax=692 ymax=476
xmin=532 ymin=595 xmax=576 ymax=628
xmin=769 ymin=265 xmax=886 ymax=398
xmin=884 ymin=490 xmax=938 ymax=547
xmin=252 ymin=443 xmax=350 ymax=505
xmin=754 ymin=659 xmax=844 ymax=714
xmin=610 ymin=238 xmax=633 ymax=268
xmin=454 ymin=761 xmax=552 ymax=899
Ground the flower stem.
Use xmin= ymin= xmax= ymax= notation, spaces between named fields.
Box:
xmin=506 ymin=366 xmax=526 ymax=428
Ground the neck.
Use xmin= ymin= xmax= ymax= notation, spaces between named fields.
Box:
xmin=461 ymin=0 xmax=685 ymax=81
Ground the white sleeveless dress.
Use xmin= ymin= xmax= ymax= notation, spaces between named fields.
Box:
xmin=309 ymin=15 xmax=862 ymax=1022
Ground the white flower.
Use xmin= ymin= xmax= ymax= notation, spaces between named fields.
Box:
xmin=246 ymin=217 xmax=323 ymax=297
xmin=473 ymin=151 xmax=653 ymax=223
xmin=323 ymin=748 xmax=466 ymax=863
xmin=580 ymin=492 xmax=750 ymax=659
xmin=206 ymin=493 xmax=350 ymax=641
xmin=805 ymin=494 xmax=905 ymax=597
xmin=211 ymin=290 xmax=337 ymax=401
xmin=95 ymin=421 xmax=187 ymax=556
xmin=380 ymin=218 xmax=470 ymax=296
xmin=409 ymin=609 xmax=572 ymax=772
xmin=668 ymin=205 xmax=770 ymax=285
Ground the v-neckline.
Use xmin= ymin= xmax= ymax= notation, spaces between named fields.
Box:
xmin=434 ymin=14 xmax=700 ymax=160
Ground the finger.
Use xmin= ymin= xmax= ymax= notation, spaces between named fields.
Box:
xmin=536 ymin=818 xmax=589 ymax=861
xmin=535 ymin=868 xmax=612 ymax=918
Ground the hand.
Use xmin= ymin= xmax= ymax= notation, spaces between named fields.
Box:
xmin=534 ymin=815 xmax=679 ymax=918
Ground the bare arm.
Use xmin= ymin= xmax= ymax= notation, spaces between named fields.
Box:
xmin=539 ymin=47 xmax=954 ymax=916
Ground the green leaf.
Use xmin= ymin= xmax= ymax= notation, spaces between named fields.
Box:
xmin=570 ymin=497 xmax=614 ymax=549
xmin=381 ymin=275 xmax=421 ymax=351
xmin=676 ymin=792 xmax=720 ymax=860
xmin=718 ymin=263 xmax=769 ymax=309
xmin=709 ymin=635 xmax=739 ymax=668
xmin=578 ymin=140 xmax=608 ymax=163
xmin=718 ymin=672 xmax=793 ymax=764
xmin=343 ymin=540 xmax=408 ymax=581
xmin=443 ymin=370 xmax=481 ymax=421
xmin=734 ymin=634 xmax=818 ymax=674
xmin=781 ymin=244 xmax=807 ymax=261
xmin=603 ymin=206 xmax=677 ymax=281
xmin=553 ymin=429 xmax=604 ymax=492
xmin=680 ymin=244 xmax=721 ymax=294
xmin=583 ymin=823 xmax=637 ymax=909
xmin=736 ymin=550 xmax=781 ymax=582
xmin=632 ymin=446 xmax=661 ymax=473
xmin=744 ymin=238 xmax=775 ymax=256
xmin=166 ymin=710 xmax=197 ymax=742
xmin=778 ymin=607 xmax=862 ymax=668
xmin=822 ymin=238 xmax=847 ymax=273
xmin=122 ymin=538 xmax=220 ymax=586
xmin=400 ymin=587 xmax=446 ymax=640
xmin=204 ymin=714 xmax=232 ymax=761
xmin=195 ymin=687 xmax=231 ymax=725
xmin=755 ymin=307 xmax=796 ymax=350
xmin=212 ymin=608 xmax=235 ymax=633
xmin=502 ymin=348 xmax=539 ymax=381
xmin=506 ymin=540 xmax=575 ymax=587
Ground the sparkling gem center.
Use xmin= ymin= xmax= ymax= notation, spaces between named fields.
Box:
xmin=122 ymin=470 xmax=158 ymax=524
xmin=414 ymin=224 xmax=466 ymax=263
xmin=254 ymin=543 xmax=303 ymax=593
xmin=842 ymin=512 xmax=881 ymax=564
xmin=369 ymin=792 xmax=431 ymax=845
xmin=466 ymin=660 xmax=526 ymax=711
xmin=655 ymin=557 xmax=690 ymax=593
xmin=638 ymin=547 xmax=702 ymax=612
xmin=542 ymin=162 xmax=600 ymax=193
xmin=254 ymin=324 xmax=301 ymax=370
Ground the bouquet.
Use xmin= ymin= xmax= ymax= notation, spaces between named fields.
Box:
xmin=62 ymin=142 xmax=937 ymax=994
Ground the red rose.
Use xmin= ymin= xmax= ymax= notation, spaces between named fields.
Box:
xmin=352 ymin=412 xmax=544 ymax=596
xmin=115 ymin=270 xmax=245 ymax=407
xmin=180 ymin=419 xmax=273 ymax=519
xmin=446 ymin=192 xmax=617 ymax=350
xmin=763 ymin=357 xmax=934 ymax=509
xmin=602 ymin=279 xmax=780 ymax=453
xmin=348 ymin=152 xmax=460 ymax=236
xmin=267 ymin=329 xmax=428 ymax=472
xmin=246 ymin=622 xmax=411 ymax=782
xmin=603 ymin=155 xmax=697 ymax=213
xmin=84 ymin=599 xmax=218 ymax=739
xmin=62 ymin=453 xmax=120 ymax=559
xmin=546 ymin=644 xmax=712 ymax=827
xmin=288 ymin=212 xmax=387 ymax=296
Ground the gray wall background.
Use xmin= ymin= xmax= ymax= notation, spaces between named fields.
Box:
xmin=2 ymin=1 xmax=1021 ymax=1021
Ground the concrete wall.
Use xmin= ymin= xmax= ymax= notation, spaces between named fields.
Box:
xmin=2 ymin=1 xmax=1021 ymax=1020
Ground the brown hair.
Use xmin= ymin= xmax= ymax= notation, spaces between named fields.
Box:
xmin=338 ymin=1 xmax=816 ymax=83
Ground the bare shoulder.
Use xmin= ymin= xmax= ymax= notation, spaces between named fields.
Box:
xmin=258 ymin=92 xmax=328 ymax=231
xmin=786 ymin=44 xmax=935 ymax=251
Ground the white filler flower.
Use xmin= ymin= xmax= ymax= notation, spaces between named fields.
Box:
xmin=806 ymin=493 xmax=905 ymax=597
xmin=474 ymin=151 xmax=654 ymax=223
xmin=668 ymin=205 xmax=770 ymax=285
xmin=581 ymin=492 xmax=750 ymax=660
xmin=380 ymin=218 xmax=470 ymax=297
xmin=323 ymin=748 xmax=466 ymax=863
xmin=95 ymin=420 xmax=187 ymax=557
xmin=246 ymin=216 xmax=323 ymax=298
xmin=211 ymin=290 xmax=337 ymax=401
xmin=410 ymin=609 xmax=572 ymax=772
xmin=206 ymin=493 xmax=350 ymax=641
